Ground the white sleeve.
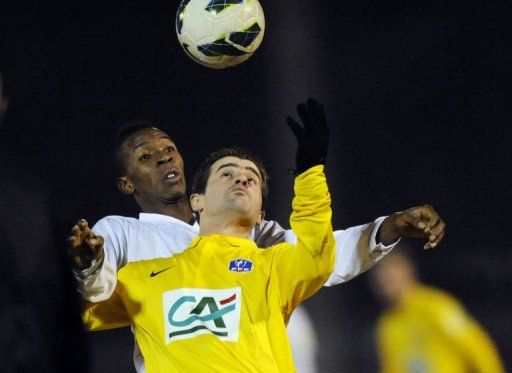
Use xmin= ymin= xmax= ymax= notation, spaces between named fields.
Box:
xmin=75 ymin=258 xmax=117 ymax=303
xmin=92 ymin=216 xmax=130 ymax=272
xmin=74 ymin=216 xmax=129 ymax=302
xmin=284 ymin=216 xmax=399 ymax=286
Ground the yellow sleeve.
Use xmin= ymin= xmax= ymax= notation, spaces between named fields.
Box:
xmin=82 ymin=287 xmax=131 ymax=331
xmin=432 ymin=296 xmax=504 ymax=373
xmin=272 ymin=165 xmax=335 ymax=314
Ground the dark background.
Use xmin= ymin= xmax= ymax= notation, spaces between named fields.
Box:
xmin=1 ymin=0 xmax=511 ymax=371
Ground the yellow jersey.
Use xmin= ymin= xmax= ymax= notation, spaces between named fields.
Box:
xmin=376 ymin=284 xmax=504 ymax=373
xmin=84 ymin=165 xmax=334 ymax=372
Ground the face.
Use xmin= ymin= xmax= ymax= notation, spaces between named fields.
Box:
xmin=191 ymin=156 xmax=264 ymax=226
xmin=373 ymin=255 xmax=415 ymax=305
xmin=117 ymin=128 xmax=187 ymax=205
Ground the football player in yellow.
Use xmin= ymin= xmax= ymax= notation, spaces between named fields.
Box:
xmin=83 ymin=98 xmax=334 ymax=372
xmin=374 ymin=252 xmax=504 ymax=373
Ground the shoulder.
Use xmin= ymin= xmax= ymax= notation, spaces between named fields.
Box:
xmin=417 ymin=285 xmax=461 ymax=309
xmin=93 ymin=215 xmax=140 ymax=230
xmin=120 ymin=257 xmax=170 ymax=276
xmin=414 ymin=286 xmax=469 ymax=326
xmin=92 ymin=215 xmax=139 ymax=234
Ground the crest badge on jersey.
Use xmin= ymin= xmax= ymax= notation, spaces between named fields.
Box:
xmin=229 ymin=258 xmax=253 ymax=272
xmin=163 ymin=287 xmax=242 ymax=344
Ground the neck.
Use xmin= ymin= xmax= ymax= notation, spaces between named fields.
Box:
xmin=198 ymin=214 xmax=253 ymax=238
xmin=395 ymin=281 xmax=418 ymax=306
xmin=139 ymin=198 xmax=195 ymax=224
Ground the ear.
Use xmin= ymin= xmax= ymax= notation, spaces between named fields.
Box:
xmin=255 ymin=210 xmax=265 ymax=226
xmin=190 ymin=193 xmax=204 ymax=214
xmin=116 ymin=176 xmax=135 ymax=195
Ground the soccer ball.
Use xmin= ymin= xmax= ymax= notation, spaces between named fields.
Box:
xmin=175 ymin=0 xmax=265 ymax=69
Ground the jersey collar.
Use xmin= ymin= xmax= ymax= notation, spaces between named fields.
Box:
xmin=189 ymin=234 xmax=257 ymax=249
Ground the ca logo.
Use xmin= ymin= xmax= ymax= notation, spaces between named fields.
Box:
xmin=163 ymin=288 xmax=242 ymax=343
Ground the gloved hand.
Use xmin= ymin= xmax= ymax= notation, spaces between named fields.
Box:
xmin=286 ymin=98 xmax=330 ymax=175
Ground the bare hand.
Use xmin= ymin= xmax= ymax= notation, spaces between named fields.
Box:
xmin=379 ymin=205 xmax=446 ymax=249
xmin=67 ymin=219 xmax=104 ymax=269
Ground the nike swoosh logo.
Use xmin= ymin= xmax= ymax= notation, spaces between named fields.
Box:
xmin=150 ymin=267 xmax=174 ymax=277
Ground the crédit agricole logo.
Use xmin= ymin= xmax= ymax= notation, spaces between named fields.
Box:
xmin=163 ymin=288 xmax=241 ymax=344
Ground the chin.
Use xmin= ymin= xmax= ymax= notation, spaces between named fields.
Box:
xmin=227 ymin=201 xmax=252 ymax=214
xmin=163 ymin=189 xmax=187 ymax=202
xmin=224 ymin=204 xmax=254 ymax=222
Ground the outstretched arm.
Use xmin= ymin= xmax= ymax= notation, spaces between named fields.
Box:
xmin=67 ymin=219 xmax=120 ymax=302
xmin=272 ymin=99 xmax=335 ymax=311
xmin=255 ymin=208 xmax=445 ymax=286
xmin=273 ymin=165 xmax=335 ymax=313
xmin=327 ymin=205 xmax=446 ymax=285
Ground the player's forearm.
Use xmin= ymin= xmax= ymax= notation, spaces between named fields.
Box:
xmin=290 ymin=165 xmax=332 ymax=256
xmin=324 ymin=217 xmax=397 ymax=286
xmin=273 ymin=165 xmax=334 ymax=308
xmin=75 ymin=218 xmax=125 ymax=302
xmin=377 ymin=213 xmax=405 ymax=245
xmin=74 ymin=258 xmax=117 ymax=302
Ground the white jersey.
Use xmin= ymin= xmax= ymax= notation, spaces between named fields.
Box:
xmin=79 ymin=213 xmax=396 ymax=372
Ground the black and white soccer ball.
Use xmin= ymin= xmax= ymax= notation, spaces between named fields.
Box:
xmin=175 ymin=0 xmax=265 ymax=69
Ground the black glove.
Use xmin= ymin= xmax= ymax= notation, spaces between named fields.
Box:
xmin=286 ymin=98 xmax=330 ymax=175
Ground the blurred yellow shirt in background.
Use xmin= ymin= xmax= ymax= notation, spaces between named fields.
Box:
xmin=377 ymin=284 xmax=504 ymax=373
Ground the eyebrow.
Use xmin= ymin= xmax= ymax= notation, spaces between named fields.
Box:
xmin=216 ymin=163 xmax=261 ymax=181
xmin=132 ymin=135 xmax=173 ymax=151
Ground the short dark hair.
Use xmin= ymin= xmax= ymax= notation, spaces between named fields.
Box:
xmin=113 ymin=121 xmax=160 ymax=177
xmin=192 ymin=147 xmax=269 ymax=210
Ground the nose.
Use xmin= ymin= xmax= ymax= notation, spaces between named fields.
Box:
xmin=235 ymin=175 xmax=248 ymax=186
xmin=156 ymin=152 xmax=173 ymax=167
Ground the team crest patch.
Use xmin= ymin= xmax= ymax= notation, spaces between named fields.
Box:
xmin=163 ymin=288 xmax=241 ymax=344
xmin=229 ymin=258 xmax=253 ymax=272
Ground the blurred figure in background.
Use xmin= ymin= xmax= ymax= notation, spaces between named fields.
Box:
xmin=287 ymin=306 xmax=319 ymax=373
xmin=373 ymin=251 xmax=504 ymax=373
xmin=0 ymin=70 xmax=89 ymax=371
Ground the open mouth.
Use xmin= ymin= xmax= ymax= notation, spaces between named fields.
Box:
xmin=162 ymin=168 xmax=181 ymax=184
